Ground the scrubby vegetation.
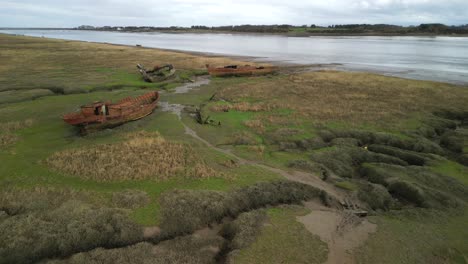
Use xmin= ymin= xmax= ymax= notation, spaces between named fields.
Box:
xmin=112 ymin=190 xmax=150 ymax=209
xmin=358 ymin=183 xmax=393 ymax=210
xmin=46 ymin=131 xmax=219 ymax=181
xmin=45 ymin=234 xmax=225 ymax=264
xmin=0 ymin=200 xmax=143 ymax=264
xmin=221 ymin=210 xmax=267 ymax=253
xmin=159 ymin=180 xmax=324 ymax=236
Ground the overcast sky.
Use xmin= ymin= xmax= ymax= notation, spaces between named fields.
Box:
xmin=1 ymin=0 xmax=467 ymax=28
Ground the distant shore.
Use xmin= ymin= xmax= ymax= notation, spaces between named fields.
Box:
xmin=2 ymin=27 xmax=468 ymax=37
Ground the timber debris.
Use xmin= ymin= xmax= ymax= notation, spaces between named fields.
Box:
xmin=341 ymin=198 xmax=368 ymax=217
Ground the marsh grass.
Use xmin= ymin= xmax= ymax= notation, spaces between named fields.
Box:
xmin=0 ymin=34 xmax=250 ymax=102
xmin=0 ymin=118 xmax=34 ymax=132
xmin=158 ymin=180 xmax=324 ymax=237
xmin=356 ymin=209 xmax=468 ymax=264
xmin=221 ymin=209 xmax=267 ymax=253
xmin=0 ymin=186 xmax=99 ymax=216
xmin=46 ymin=131 xmax=219 ymax=181
xmin=46 ymin=233 xmax=224 ymax=264
xmin=112 ymin=190 xmax=150 ymax=209
xmin=243 ymin=119 xmax=265 ymax=134
xmin=0 ymin=89 xmax=55 ymax=104
xmin=210 ymin=101 xmax=278 ymax=112
xmin=230 ymin=206 xmax=328 ymax=264
xmin=0 ymin=119 xmax=34 ymax=147
xmin=0 ymin=194 xmax=143 ymax=264
xmin=214 ymin=71 xmax=468 ymax=128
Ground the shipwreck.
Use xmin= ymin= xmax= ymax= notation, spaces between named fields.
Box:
xmin=63 ymin=91 xmax=159 ymax=133
xmin=137 ymin=64 xmax=175 ymax=82
xmin=206 ymin=64 xmax=276 ymax=77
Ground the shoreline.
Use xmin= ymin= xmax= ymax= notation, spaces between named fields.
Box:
xmin=3 ymin=28 xmax=468 ymax=37
xmin=120 ymin=30 xmax=468 ymax=38
xmin=1 ymin=32 xmax=467 ymax=86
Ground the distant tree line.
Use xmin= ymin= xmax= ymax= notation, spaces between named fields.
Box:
xmin=324 ymin=23 xmax=468 ymax=34
xmin=196 ymin=24 xmax=292 ymax=33
xmin=75 ymin=24 xmax=468 ymax=35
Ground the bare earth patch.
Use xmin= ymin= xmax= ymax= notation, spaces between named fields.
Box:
xmin=298 ymin=201 xmax=377 ymax=264
xmin=46 ymin=131 xmax=219 ymax=181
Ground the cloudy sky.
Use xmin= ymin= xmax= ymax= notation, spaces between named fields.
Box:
xmin=1 ymin=0 xmax=467 ymax=28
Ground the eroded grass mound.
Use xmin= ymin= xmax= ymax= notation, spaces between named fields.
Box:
xmin=0 ymin=187 xmax=146 ymax=264
xmin=221 ymin=209 xmax=267 ymax=259
xmin=159 ymin=180 xmax=325 ymax=236
xmin=46 ymin=132 xmax=218 ymax=181
xmin=111 ymin=189 xmax=150 ymax=209
xmin=45 ymin=233 xmax=224 ymax=264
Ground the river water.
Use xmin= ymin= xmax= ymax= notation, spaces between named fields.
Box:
xmin=2 ymin=29 xmax=468 ymax=84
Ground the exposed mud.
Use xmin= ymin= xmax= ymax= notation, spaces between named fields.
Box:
xmin=299 ymin=201 xmax=377 ymax=264
xmin=174 ymin=76 xmax=210 ymax=94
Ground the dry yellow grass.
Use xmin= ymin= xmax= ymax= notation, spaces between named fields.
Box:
xmin=46 ymin=131 xmax=219 ymax=181
xmin=211 ymin=102 xmax=278 ymax=113
xmin=0 ymin=134 xmax=17 ymax=148
xmin=0 ymin=119 xmax=34 ymax=132
xmin=216 ymin=71 xmax=468 ymax=126
xmin=243 ymin=119 xmax=265 ymax=134
xmin=0 ymin=119 xmax=34 ymax=147
xmin=248 ymin=145 xmax=266 ymax=155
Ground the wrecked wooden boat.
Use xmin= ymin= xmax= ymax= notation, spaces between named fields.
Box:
xmin=63 ymin=91 xmax=159 ymax=133
xmin=137 ymin=64 xmax=175 ymax=82
xmin=206 ymin=64 xmax=276 ymax=77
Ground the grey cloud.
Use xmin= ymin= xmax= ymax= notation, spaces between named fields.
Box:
xmin=0 ymin=0 xmax=466 ymax=27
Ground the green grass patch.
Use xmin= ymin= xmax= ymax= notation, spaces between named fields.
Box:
xmin=232 ymin=206 xmax=328 ymax=264
xmin=356 ymin=208 xmax=468 ymax=264
xmin=0 ymin=86 xmax=283 ymax=226
xmin=430 ymin=160 xmax=468 ymax=185
xmin=335 ymin=180 xmax=358 ymax=191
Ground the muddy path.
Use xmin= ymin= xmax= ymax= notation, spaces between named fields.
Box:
xmin=159 ymin=76 xmax=377 ymax=264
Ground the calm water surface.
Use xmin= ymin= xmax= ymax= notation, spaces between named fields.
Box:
xmin=2 ymin=29 xmax=468 ymax=84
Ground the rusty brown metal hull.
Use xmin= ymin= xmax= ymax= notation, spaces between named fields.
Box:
xmin=63 ymin=91 xmax=159 ymax=133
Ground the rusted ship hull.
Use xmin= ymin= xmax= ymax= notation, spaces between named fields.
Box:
xmin=207 ymin=65 xmax=276 ymax=77
xmin=63 ymin=91 xmax=159 ymax=133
